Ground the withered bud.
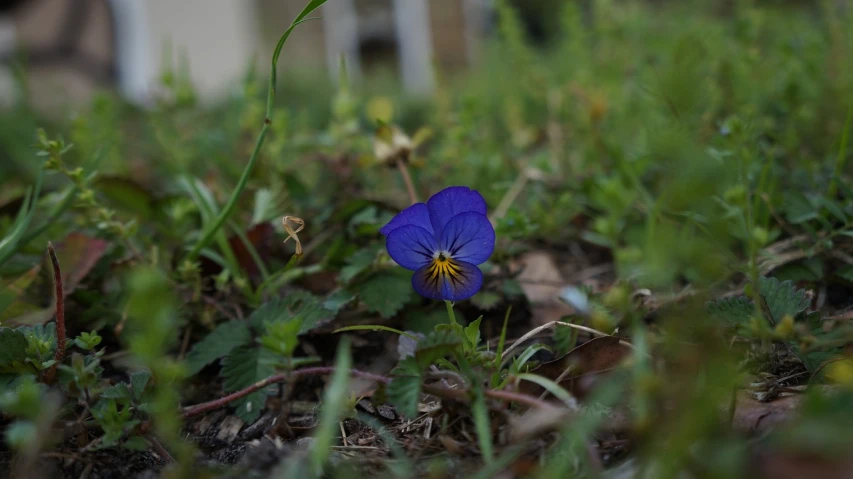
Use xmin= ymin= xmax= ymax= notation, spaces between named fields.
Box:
xmin=373 ymin=124 xmax=414 ymax=167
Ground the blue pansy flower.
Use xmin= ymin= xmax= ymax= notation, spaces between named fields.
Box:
xmin=380 ymin=186 xmax=495 ymax=301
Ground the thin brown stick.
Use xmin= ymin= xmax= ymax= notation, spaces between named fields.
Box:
xmin=490 ymin=167 xmax=531 ymax=224
xmin=181 ymin=367 xmax=390 ymax=418
xmin=396 ymin=159 xmax=419 ymax=204
xmin=44 ymin=243 xmax=65 ymax=384
xmin=181 ymin=366 xmax=556 ymax=419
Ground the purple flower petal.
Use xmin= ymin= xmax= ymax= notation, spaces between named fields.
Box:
xmin=385 ymin=225 xmax=438 ymax=270
xmin=379 ymin=203 xmax=434 ymax=237
xmin=440 ymin=212 xmax=495 ymax=265
xmin=426 ymin=186 xmax=487 ymax=238
xmin=412 ymin=258 xmax=483 ymax=301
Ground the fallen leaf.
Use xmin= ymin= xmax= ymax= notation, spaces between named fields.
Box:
xmin=1 ymin=233 xmax=108 ymax=325
xmin=54 ymin=232 xmax=109 ymax=294
xmin=513 ymin=252 xmax=573 ymax=325
xmin=519 ymin=336 xmax=633 ymax=399
xmin=749 ymin=449 xmax=853 ymax=479
xmin=731 ymin=391 xmax=803 ymax=433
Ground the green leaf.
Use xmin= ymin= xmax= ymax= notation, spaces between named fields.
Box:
xmin=773 ymin=258 xmax=824 ymax=283
xmin=311 ymin=337 xmax=351 ymax=476
xmin=836 ymin=265 xmax=853 ymax=283
xmin=123 ymin=436 xmax=149 ymax=451
xmin=21 ymin=322 xmax=56 ymax=360
xmin=784 ymin=192 xmax=819 ymax=224
xmin=0 ymin=328 xmax=29 ymax=367
xmin=508 ymin=344 xmax=550 ymax=373
xmin=259 ymin=317 xmax=302 ymax=357
xmin=515 ymin=373 xmax=576 ymax=408
xmin=797 ymin=349 xmax=836 ymax=374
xmin=387 ymin=357 xmax=422 ymax=419
xmin=414 ymin=331 xmax=462 ymax=369
xmin=3 ymin=421 xmax=37 ymax=449
xmin=92 ymin=176 xmax=157 ymax=221
xmin=130 ymin=371 xmax=151 ymax=402
xmin=464 ymin=316 xmax=483 ymax=351
xmin=356 ymin=271 xmax=415 ymax=318
xmin=220 ymin=345 xmax=276 ymax=423
xmin=759 ymin=276 xmax=811 ymax=323
xmin=471 ymin=291 xmax=501 ymax=310
xmin=101 ymin=383 xmax=132 ymax=401
xmin=249 ymin=291 xmax=338 ymax=333
xmin=323 ymin=290 xmax=355 ymax=313
xmin=706 ymin=296 xmax=754 ymax=327
xmin=339 ymin=248 xmax=376 ymax=283
xmin=819 ymin=196 xmax=847 ymax=223
xmin=184 ymin=321 xmax=252 ymax=375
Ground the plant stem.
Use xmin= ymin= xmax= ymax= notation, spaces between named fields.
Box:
xmin=44 ymin=242 xmax=65 ymax=384
xmin=183 ymin=2 xmax=328 ymax=262
xmin=396 ymin=159 xmax=418 ymax=204
xmin=21 ymin=184 xmax=77 ymax=246
xmin=829 ymin=104 xmax=853 ymax=199
xmin=445 ymin=300 xmax=458 ymax=326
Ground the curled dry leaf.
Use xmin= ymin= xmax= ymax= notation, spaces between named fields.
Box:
xmin=282 ymin=216 xmax=305 ymax=257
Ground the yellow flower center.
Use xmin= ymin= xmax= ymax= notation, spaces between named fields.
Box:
xmin=427 ymin=254 xmax=462 ymax=281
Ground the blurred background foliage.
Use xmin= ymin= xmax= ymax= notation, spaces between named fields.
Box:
xmin=2 ymin=0 xmax=853 ymax=476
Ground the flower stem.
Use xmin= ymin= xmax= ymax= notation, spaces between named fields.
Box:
xmin=45 ymin=242 xmax=65 ymax=384
xmin=183 ymin=2 xmax=327 ymax=262
xmin=445 ymin=300 xmax=458 ymax=326
xmin=396 ymin=159 xmax=418 ymax=204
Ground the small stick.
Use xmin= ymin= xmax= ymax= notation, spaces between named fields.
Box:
xmin=44 ymin=243 xmax=65 ymax=384
xmin=181 ymin=367 xmax=390 ymax=418
xmin=490 ymin=167 xmax=531 ymax=224
xmin=181 ymin=367 xmax=557 ymax=419
xmin=396 ymin=159 xmax=419 ymax=204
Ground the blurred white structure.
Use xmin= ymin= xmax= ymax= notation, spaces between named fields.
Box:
xmin=0 ymin=0 xmax=494 ymax=110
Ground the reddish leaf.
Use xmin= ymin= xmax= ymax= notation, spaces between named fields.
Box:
xmin=54 ymin=233 xmax=109 ymax=294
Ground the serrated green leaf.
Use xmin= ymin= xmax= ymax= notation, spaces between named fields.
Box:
xmin=414 ymin=331 xmax=462 ymax=369
xmin=784 ymin=192 xmax=819 ymax=224
xmin=220 ymin=346 xmax=276 ymax=423
xmin=259 ymin=317 xmax=302 ymax=357
xmin=798 ymin=349 xmax=836 ymax=374
xmin=819 ymin=197 xmax=847 ymax=223
xmin=773 ymin=258 xmax=824 ymax=283
xmin=185 ymin=321 xmax=252 ymax=375
xmin=464 ymin=316 xmax=482 ymax=351
xmin=249 ymin=291 xmax=337 ymax=333
xmin=836 ymin=265 xmax=853 ymax=283
xmin=101 ymin=383 xmax=132 ymax=401
xmin=759 ymin=276 xmax=811 ymax=323
xmin=706 ymin=296 xmax=754 ymax=326
xmin=339 ymin=248 xmax=377 ymax=283
xmin=323 ymin=290 xmax=355 ymax=313
xmin=0 ymin=328 xmax=29 ymax=367
xmin=356 ymin=271 xmax=415 ymax=318
xmin=130 ymin=371 xmax=151 ymax=402
xmin=387 ymin=357 xmax=422 ymax=419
